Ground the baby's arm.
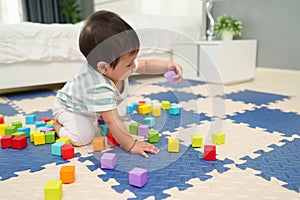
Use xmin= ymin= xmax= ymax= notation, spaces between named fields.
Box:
xmin=101 ymin=109 xmax=159 ymax=158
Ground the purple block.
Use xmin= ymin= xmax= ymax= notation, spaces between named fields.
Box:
xmin=41 ymin=127 xmax=54 ymax=133
xmin=100 ymin=153 xmax=116 ymax=169
xmin=129 ymin=167 xmax=148 ymax=187
xmin=164 ymin=70 xmax=177 ymax=84
xmin=138 ymin=124 xmax=149 ymax=137
xmin=98 ymin=116 xmax=105 ymax=125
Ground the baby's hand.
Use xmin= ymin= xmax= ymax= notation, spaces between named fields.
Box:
xmin=130 ymin=141 xmax=159 ymax=158
xmin=168 ymin=63 xmax=183 ymax=84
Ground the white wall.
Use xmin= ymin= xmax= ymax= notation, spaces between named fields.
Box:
xmin=0 ymin=0 xmax=21 ymax=24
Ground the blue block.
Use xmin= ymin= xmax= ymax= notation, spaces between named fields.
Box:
xmin=144 ymin=117 xmax=155 ymax=128
xmin=169 ymin=105 xmax=180 ymax=115
xmin=51 ymin=142 xmax=66 ymax=156
xmin=100 ymin=124 xmax=108 ymax=136
xmin=126 ymin=104 xmax=134 ymax=114
xmin=36 ymin=126 xmax=47 ymax=131
xmin=35 ymin=121 xmax=46 ymax=128
xmin=17 ymin=127 xmax=31 ymax=138
xmin=132 ymin=102 xmax=138 ymax=111
xmin=26 ymin=114 xmax=36 ymax=124
xmin=45 ymin=124 xmax=53 ymax=128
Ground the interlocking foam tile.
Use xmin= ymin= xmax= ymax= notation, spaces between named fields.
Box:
xmin=237 ymin=138 xmax=300 ymax=192
xmin=126 ymin=109 xmax=211 ymax=133
xmin=227 ymin=107 xmax=300 ymax=137
xmin=142 ymin=90 xmax=205 ymax=104
xmin=0 ymin=102 xmax=19 ymax=116
xmin=154 ymin=79 xmax=205 ymax=89
xmin=223 ymin=89 xmax=291 ymax=106
xmin=79 ymin=134 xmax=234 ymax=200
xmin=0 ymin=139 xmax=73 ymax=180
xmin=4 ymin=89 xmax=56 ymax=102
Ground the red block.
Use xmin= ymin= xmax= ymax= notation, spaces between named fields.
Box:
xmin=12 ymin=136 xmax=28 ymax=150
xmin=204 ymin=145 xmax=216 ymax=161
xmin=1 ymin=135 xmax=13 ymax=148
xmin=61 ymin=144 xmax=74 ymax=160
xmin=0 ymin=115 xmax=4 ymax=124
xmin=39 ymin=117 xmax=51 ymax=122
xmin=107 ymin=132 xmax=119 ymax=146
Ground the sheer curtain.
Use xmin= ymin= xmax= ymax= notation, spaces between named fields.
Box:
xmin=0 ymin=0 xmax=21 ymax=24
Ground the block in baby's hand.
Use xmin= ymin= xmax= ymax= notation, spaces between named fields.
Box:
xmin=129 ymin=167 xmax=148 ymax=187
xmin=164 ymin=70 xmax=177 ymax=84
xmin=100 ymin=153 xmax=116 ymax=169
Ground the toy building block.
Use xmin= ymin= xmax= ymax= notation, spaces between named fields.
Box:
xmin=45 ymin=124 xmax=54 ymax=128
xmin=4 ymin=126 xmax=16 ymax=136
xmin=25 ymin=114 xmax=36 ymax=124
xmin=1 ymin=135 xmax=13 ymax=148
xmin=164 ymin=70 xmax=177 ymax=84
xmin=60 ymin=165 xmax=75 ymax=184
xmin=107 ymin=132 xmax=119 ymax=146
xmin=148 ymin=130 xmax=159 ymax=143
xmin=0 ymin=123 xmax=8 ymax=136
xmin=144 ymin=117 xmax=155 ymax=128
xmin=0 ymin=115 xmax=4 ymax=124
xmin=35 ymin=120 xmax=46 ymax=128
xmin=129 ymin=122 xmax=140 ymax=135
xmin=44 ymin=180 xmax=63 ymax=200
xmin=12 ymin=121 xmax=22 ymax=129
xmin=45 ymin=131 xmax=56 ymax=144
xmin=100 ymin=153 xmax=116 ymax=169
xmin=152 ymin=106 xmax=161 ymax=117
xmin=129 ymin=167 xmax=148 ymax=187
xmin=169 ymin=105 xmax=180 ymax=115
xmin=98 ymin=116 xmax=105 ymax=125
xmin=17 ymin=127 xmax=30 ymax=138
xmin=139 ymin=104 xmax=150 ymax=115
xmin=30 ymin=130 xmax=41 ymax=142
xmin=204 ymin=145 xmax=216 ymax=161
xmin=100 ymin=124 xmax=108 ymax=136
xmin=51 ymin=142 xmax=66 ymax=156
xmin=126 ymin=104 xmax=134 ymax=114
xmin=138 ymin=124 xmax=149 ymax=137
xmin=212 ymin=132 xmax=225 ymax=145
xmin=41 ymin=127 xmax=54 ymax=133
xmin=39 ymin=117 xmax=51 ymax=122
xmin=12 ymin=131 xmax=26 ymax=137
xmin=56 ymin=137 xmax=70 ymax=145
xmin=93 ymin=137 xmax=105 ymax=151
xmin=168 ymin=138 xmax=180 ymax=152
xmin=46 ymin=120 xmax=54 ymax=125
xmin=132 ymin=102 xmax=138 ymax=111
xmin=12 ymin=136 xmax=28 ymax=150
xmin=33 ymin=132 xmax=45 ymax=146
xmin=61 ymin=144 xmax=75 ymax=160
xmin=137 ymin=102 xmax=145 ymax=113
xmin=191 ymin=134 xmax=202 ymax=148
xmin=161 ymin=101 xmax=171 ymax=110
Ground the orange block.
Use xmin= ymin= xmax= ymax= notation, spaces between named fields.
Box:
xmin=60 ymin=165 xmax=75 ymax=184
xmin=93 ymin=137 xmax=105 ymax=151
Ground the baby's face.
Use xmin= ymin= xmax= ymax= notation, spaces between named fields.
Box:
xmin=108 ymin=53 xmax=137 ymax=83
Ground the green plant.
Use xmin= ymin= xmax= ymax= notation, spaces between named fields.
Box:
xmin=214 ymin=15 xmax=243 ymax=37
xmin=59 ymin=0 xmax=82 ymax=24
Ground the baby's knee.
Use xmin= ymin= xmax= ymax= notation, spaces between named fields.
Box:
xmin=59 ymin=127 xmax=94 ymax=146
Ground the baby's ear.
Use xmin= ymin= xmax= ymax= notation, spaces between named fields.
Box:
xmin=97 ymin=61 xmax=109 ymax=74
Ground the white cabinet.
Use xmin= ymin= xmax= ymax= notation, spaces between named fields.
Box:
xmin=173 ymin=40 xmax=257 ymax=84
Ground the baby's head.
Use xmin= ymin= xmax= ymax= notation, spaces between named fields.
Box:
xmin=79 ymin=10 xmax=140 ymax=71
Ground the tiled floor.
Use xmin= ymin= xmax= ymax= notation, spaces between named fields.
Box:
xmin=0 ymin=68 xmax=299 ymax=200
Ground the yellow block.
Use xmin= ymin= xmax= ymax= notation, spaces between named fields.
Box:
xmin=191 ymin=134 xmax=202 ymax=148
xmin=152 ymin=106 xmax=161 ymax=117
xmin=56 ymin=137 xmax=71 ymax=144
xmin=0 ymin=124 xmax=8 ymax=136
xmin=212 ymin=132 xmax=225 ymax=145
xmin=139 ymin=105 xmax=150 ymax=114
xmin=34 ymin=132 xmax=45 ymax=145
xmin=30 ymin=130 xmax=41 ymax=142
xmin=44 ymin=180 xmax=63 ymax=200
xmin=47 ymin=120 xmax=54 ymax=125
xmin=168 ymin=138 xmax=180 ymax=152
xmin=161 ymin=101 xmax=170 ymax=110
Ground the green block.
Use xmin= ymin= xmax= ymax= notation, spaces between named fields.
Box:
xmin=129 ymin=122 xmax=140 ymax=135
xmin=191 ymin=134 xmax=202 ymax=148
xmin=44 ymin=180 xmax=63 ymax=200
xmin=148 ymin=130 xmax=159 ymax=143
xmin=4 ymin=126 xmax=17 ymax=135
xmin=12 ymin=132 xmax=26 ymax=137
xmin=212 ymin=132 xmax=225 ymax=145
xmin=45 ymin=131 xmax=56 ymax=144
xmin=12 ymin=121 xmax=22 ymax=129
